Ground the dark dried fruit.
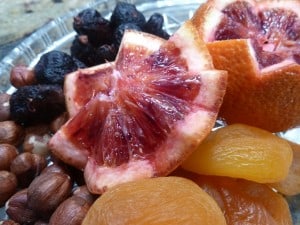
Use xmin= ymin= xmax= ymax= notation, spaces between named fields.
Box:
xmin=143 ymin=13 xmax=170 ymax=39
xmin=34 ymin=50 xmax=79 ymax=85
xmin=70 ymin=35 xmax=98 ymax=67
xmin=113 ymin=23 xmax=142 ymax=47
xmin=96 ymin=44 xmax=117 ymax=63
xmin=73 ymin=8 xmax=112 ymax=46
xmin=110 ymin=2 xmax=146 ymax=29
xmin=10 ymin=85 xmax=65 ymax=126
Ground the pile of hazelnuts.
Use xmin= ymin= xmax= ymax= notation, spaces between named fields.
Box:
xmin=0 ymin=72 xmax=97 ymax=224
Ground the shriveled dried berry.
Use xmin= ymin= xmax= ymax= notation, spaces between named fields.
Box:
xmin=73 ymin=8 xmax=112 ymax=46
xmin=143 ymin=13 xmax=170 ymax=39
xmin=96 ymin=44 xmax=117 ymax=63
xmin=10 ymin=85 xmax=65 ymax=126
xmin=113 ymin=23 xmax=142 ymax=47
xmin=34 ymin=50 xmax=79 ymax=86
xmin=110 ymin=2 xmax=146 ymax=29
xmin=70 ymin=35 xmax=97 ymax=67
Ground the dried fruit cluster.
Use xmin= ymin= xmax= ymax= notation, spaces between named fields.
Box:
xmin=1 ymin=2 xmax=170 ymax=223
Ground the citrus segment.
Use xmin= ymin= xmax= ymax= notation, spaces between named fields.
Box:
xmin=48 ymin=20 xmax=227 ymax=194
xmin=65 ymin=32 xmax=165 ymax=117
xmin=173 ymin=170 xmax=293 ymax=225
xmin=270 ymin=141 xmax=300 ymax=196
xmin=192 ymin=0 xmax=300 ymax=132
xmin=82 ymin=176 xmax=227 ymax=225
xmin=182 ymin=124 xmax=293 ymax=183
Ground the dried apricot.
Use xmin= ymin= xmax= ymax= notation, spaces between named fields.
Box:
xmin=270 ymin=141 xmax=300 ymax=196
xmin=82 ymin=176 xmax=227 ymax=225
xmin=173 ymin=169 xmax=293 ymax=225
xmin=182 ymin=124 xmax=293 ymax=183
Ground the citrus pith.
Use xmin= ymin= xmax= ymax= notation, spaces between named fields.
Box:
xmin=48 ymin=20 xmax=227 ymax=194
xmin=192 ymin=0 xmax=300 ymax=132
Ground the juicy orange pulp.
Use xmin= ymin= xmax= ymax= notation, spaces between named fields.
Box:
xmin=82 ymin=176 xmax=227 ymax=225
xmin=191 ymin=0 xmax=300 ymax=132
xmin=182 ymin=124 xmax=293 ymax=183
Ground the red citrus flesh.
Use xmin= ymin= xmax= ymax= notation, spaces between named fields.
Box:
xmin=192 ymin=0 xmax=300 ymax=132
xmin=65 ymin=32 xmax=165 ymax=117
xmin=48 ymin=20 xmax=227 ymax=194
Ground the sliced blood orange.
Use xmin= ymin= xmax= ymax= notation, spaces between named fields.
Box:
xmin=65 ymin=32 xmax=165 ymax=117
xmin=48 ymin=20 xmax=227 ymax=194
xmin=192 ymin=0 xmax=300 ymax=132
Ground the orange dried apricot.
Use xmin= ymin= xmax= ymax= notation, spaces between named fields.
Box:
xmin=173 ymin=169 xmax=293 ymax=225
xmin=82 ymin=176 xmax=226 ymax=225
xmin=270 ymin=141 xmax=300 ymax=196
xmin=182 ymin=124 xmax=293 ymax=183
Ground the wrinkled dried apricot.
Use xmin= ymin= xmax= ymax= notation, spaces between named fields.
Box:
xmin=82 ymin=176 xmax=227 ymax=225
xmin=270 ymin=141 xmax=300 ymax=196
xmin=182 ymin=124 xmax=293 ymax=183
xmin=173 ymin=169 xmax=293 ymax=225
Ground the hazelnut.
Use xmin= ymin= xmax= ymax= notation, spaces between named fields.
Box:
xmin=41 ymin=163 xmax=69 ymax=175
xmin=10 ymin=152 xmax=47 ymax=188
xmin=0 ymin=93 xmax=11 ymax=122
xmin=50 ymin=112 xmax=68 ymax=133
xmin=48 ymin=196 xmax=91 ymax=225
xmin=27 ymin=171 xmax=73 ymax=219
xmin=10 ymin=65 xmax=36 ymax=88
xmin=34 ymin=221 xmax=48 ymax=225
xmin=0 ymin=219 xmax=20 ymax=225
xmin=0 ymin=171 xmax=18 ymax=206
xmin=0 ymin=144 xmax=18 ymax=171
xmin=6 ymin=189 xmax=38 ymax=225
xmin=73 ymin=185 xmax=97 ymax=205
xmin=23 ymin=124 xmax=51 ymax=156
xmin=0 ymin=121 xmax=24 ymax=146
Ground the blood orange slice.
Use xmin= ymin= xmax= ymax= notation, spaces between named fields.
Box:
xmin=48 ymin=20 xmax=227 ymax=194
xmin=192 ymin=0 xmax=300 ymax=132
xmin=65 ymin=32 xmax=165 ymax=117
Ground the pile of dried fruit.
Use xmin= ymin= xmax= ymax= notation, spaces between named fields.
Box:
xmin=1 ymin=0 xmax=300 ymax=224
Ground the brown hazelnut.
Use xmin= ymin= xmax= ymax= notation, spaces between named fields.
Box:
xmin=0 ymin=144 xmax=18 ymax=171
xmin=0 ymin=93 xmax=11 ymax=122
xmin=10 ymin=152 xmax=47 ymax=188
xmin=50 ymin=112 xmax=68 ymax=133
xmin=0 ymin=121 xmax=24 ymax=146
xmin=48 ymin=196 xmax=91 ymax=225
xmin=0 ymin=219 xmax=20 ymax=225
xmin=34 ymin=221 xmax=48 ymax=225
xmin=6 ymin=189 xmax=38 ymax=225
xmin=10 ymin=65 xmax=36 ymax=88
xmin=27 ymin=171 xmax=73 ymax=219
xmin=41 ymin=163 xmax=69 ymax=175
xmin=73 ymin=185 xmax=97 ymax=205
xmin=23 ymin=124 xmax=51 ymax=156
xmin=0 ymin=171 xmax=18 ymax=206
